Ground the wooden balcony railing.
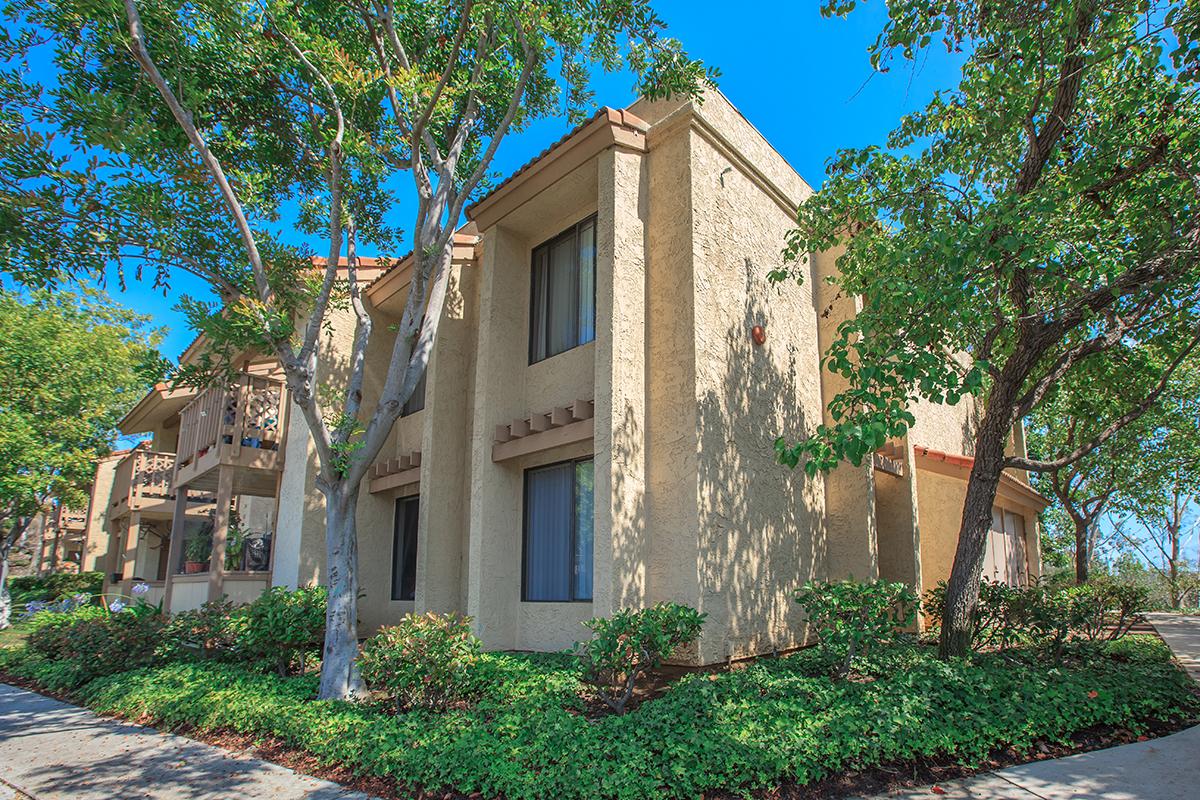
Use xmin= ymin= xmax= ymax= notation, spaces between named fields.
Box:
xmin=110 ymin=449 xmax=176 ymax=516
xmin=57 ymin=508 xmax=88 ymax=531
xmin=174 ymin=374 xmax=287 ymax=496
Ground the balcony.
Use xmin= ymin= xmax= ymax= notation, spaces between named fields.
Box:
xmin=110 ymin=449 xmax=214 ymax=519
xmin=174 ymin=374 xmax=288 ymax=497
xmin=57 ymin=507 xmax=88 ymax=532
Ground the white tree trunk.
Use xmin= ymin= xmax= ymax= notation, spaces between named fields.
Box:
xmin=0 ymin=548 xmax=12 ymax=630
xmin=316 ymin=483 xmax=365 ymax=700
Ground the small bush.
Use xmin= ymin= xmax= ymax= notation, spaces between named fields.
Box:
xmin=159 ymin=599 xmax=247 ymax=662
xmin=237 ymin=586 xmax=326 ymax=675
xmin=360 ymin=612 xmax=482 ymax=712
xmin=797 ymin=579 xmax=916 ymax=677
xmin=6 ymin=572 xmax=103 ymax=607
xmin=575 ymin=602 xmax=705 ymax=714
xmin=26 ymin=606 xmax=164 ymax=689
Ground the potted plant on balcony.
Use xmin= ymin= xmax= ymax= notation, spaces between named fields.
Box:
xmin=224 ymin=510 xmax=246 ymax=571
xmin=183 ymin=526 xmax=212 ymax=574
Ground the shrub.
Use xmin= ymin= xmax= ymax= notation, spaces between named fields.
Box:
xmin=26 ymin=605 xmax=165 ymax=689
xmin=57 ymin=639 xmax=1196 ymax=800
xmin=7 ymin=572 xmax=103 ymax=607
xmin=237 ymin=586 xmax=326 ymax=675
xmin=159 ymin=599 xmax=246 ymax=662
xmin=360 ymin=612 xmax=482 ymax=712
xmin=575 ymin=602 xmax=705 ymax=714
xmin=797 ymin=579 xmax=916 ymax=677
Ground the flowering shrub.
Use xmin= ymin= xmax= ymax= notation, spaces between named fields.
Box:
xmin=796 ymin=579 xmax=916 ymax=677
xmin=19 ymin=592 xmax=92 ymax=621
xmin=359 ymin=612 xmax=482 ymax=712
xmin=574 ymin=603 xmax=706 ymax=714
xmin=236 ymin=586 xmax=326 ymax=675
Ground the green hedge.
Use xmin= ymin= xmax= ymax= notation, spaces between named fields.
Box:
xmin=3 ymin=637 xmax=1194 ymax=800
xmin=6 ymin=572 xmax=103 ymax=606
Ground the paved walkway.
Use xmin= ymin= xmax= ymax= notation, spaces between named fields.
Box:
xmin=0 ymin=684 xmax=370 ymax=800
xmin=860 ymin=613 xmax=1200 ymax=799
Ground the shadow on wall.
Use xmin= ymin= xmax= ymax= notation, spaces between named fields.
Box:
xmin=611 ymin=399 xmax=646 ymax=612
xmin=696 ymin=257 xmax=822 ymax=659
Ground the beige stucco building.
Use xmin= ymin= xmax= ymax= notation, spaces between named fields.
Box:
xmin=90 ymin=91 xmax=1046 ymax=662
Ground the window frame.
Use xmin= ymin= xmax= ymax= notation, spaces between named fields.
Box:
xmin=528 ymin=215 xmax=598 ymax=365
xmin=390 ymin=494 xmax=420 ymax=601
xmin=521 ymin=456 xmax=594 ymax=603
xmin=401 ymin=367 xmax=427 ymax=417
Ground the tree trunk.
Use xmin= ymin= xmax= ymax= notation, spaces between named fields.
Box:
xmin=316 ymin=482 xmax=366 ymax=700
xmin=1073 ymin=516 xmax=1090 ymax=584
xmin=1169 ymin=523 xmax=1181 ymax=609
xmin=0 ymin=547 xmax=11 ymax=630
xmin=938 ymin=385 xmax=1020 ymax=659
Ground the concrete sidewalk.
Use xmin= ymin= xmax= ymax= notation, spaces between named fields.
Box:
xmin=860 ymin=613 xmax=1200 ymax=799
xmin=0 ymin=683 xmax=371 ymax=800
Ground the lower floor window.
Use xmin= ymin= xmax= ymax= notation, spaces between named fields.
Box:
xmin=392 ymin=495 xmax=419 ymax=601
xmin=523 ymin=458 xmax=593 ymax=602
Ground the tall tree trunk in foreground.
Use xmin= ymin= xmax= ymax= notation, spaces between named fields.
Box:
xmin=0 ymin=518 xmax=30 ymax=629
xmin=317 ymin=482 xmax=363 ymax=699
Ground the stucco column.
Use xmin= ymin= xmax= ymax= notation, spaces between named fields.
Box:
xmin=464 ymin=226 xmax=525 ymax=649
xmin=875 ymin=438 xmax=923 ymax=594
xmin=417 ymin=260 xmax=476 ymax=615
xmin=813 ymin=246 xmax=879 ymax=581
xmin=591 ymin=146 xmax=650 ymax=617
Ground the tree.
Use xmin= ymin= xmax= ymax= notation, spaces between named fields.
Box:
xmin=1 ymin=0 xmax=714 ymax=697
xmin=1108 ymin=362 xmax=1200 ymax=607
xmin=771 ymin=0 xmax=1200 ymax=657
xmin=1026 ymin=351 xmax=1199 ymax=583
xmin=0 ymin=289 xmax=162 ymax=627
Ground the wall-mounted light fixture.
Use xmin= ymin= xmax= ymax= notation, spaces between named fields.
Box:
xmin=751 ymin=325 xmax=766 ymax=346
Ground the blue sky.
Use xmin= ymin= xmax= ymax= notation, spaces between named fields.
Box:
xmin=95 ymin=0 xmax=965 ymax=359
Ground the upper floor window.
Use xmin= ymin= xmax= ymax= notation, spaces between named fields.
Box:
xmin=402 ymin=368 xmax=426 ymax=416
xmin=529 ymin=216 xmax=596 ymax=363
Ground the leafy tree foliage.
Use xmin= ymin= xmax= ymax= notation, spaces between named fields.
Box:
xmin=1026 ymin=352 xmax=1200 ymax=583
xmin=0 ymin=289 xmax=162 ymax=627
xmin=772 ymin=0 xmax=1200 ymax=657
xmin=0 ymin=0 xmax=714 ymax=697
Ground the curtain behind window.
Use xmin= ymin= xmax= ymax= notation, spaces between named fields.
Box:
xmin=573 ymin=460 xmax=594 ymax=600
xmin=525 ymin=463 xmax=574 ymax=601
xmin=547 ymin=234 xmax=578 ymax=357
xmin=402 ymin=368 xmax=427 ymax=416
xmin=577 ymin=219 xmax=596 ymax=345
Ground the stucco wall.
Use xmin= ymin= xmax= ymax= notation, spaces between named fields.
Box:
xmin=466 ymin=160 xmax=602 ymax=651
xmin=684 ymin=102 xmax=827 ymax=662
xmin=83 ymin=456 xmax=121 ymax=573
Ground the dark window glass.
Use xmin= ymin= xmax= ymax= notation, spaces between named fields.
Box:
xmin=391 ymin=496 xmax=419 ymax=601
xmin=523 ymin=458 xmax=593 ymax=601
xmin=529 ymin=217 xmax=597 ymax=363
xmin=402 ymin=368 xmax=427 ymax=416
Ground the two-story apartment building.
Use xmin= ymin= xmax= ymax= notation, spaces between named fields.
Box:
xmin=91 ymin=90 xmax=1047 ymax=664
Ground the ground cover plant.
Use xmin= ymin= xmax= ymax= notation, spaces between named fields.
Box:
xmin=0 ymin=635 xmax=1193 ymax=800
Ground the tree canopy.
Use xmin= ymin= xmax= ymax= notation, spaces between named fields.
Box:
xmin=771 ymin=0 xmax=1200 ymax=656
xmin=0 ymin=287 xmax=162 ymax=624
xmin=0 ymin=0 xmax=713 ymax=696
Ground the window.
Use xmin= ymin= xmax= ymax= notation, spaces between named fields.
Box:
xmin=402 ymin=368 xmax=427 ymax=416
xmin=391 ymin=496 xmax=419 ymax=601
xmin=523 ymin=458 xmax=593 ymax=602
xmin=529 ymin=216 xmax=596 ymax=363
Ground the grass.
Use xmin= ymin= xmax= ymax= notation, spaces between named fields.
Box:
xmin=0 ymin=622 xmax=30 ymax=649
xmin=2 ymin=636 xmax=1196 ymax=800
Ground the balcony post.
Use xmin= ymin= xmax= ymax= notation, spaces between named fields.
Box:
xmin=161 ymin=487 xmax=189 ymax=614
xmin=207 ymin=465 xmax=235 ymax=602
xmin=119 ymin=511 xmax=141 ymax=591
